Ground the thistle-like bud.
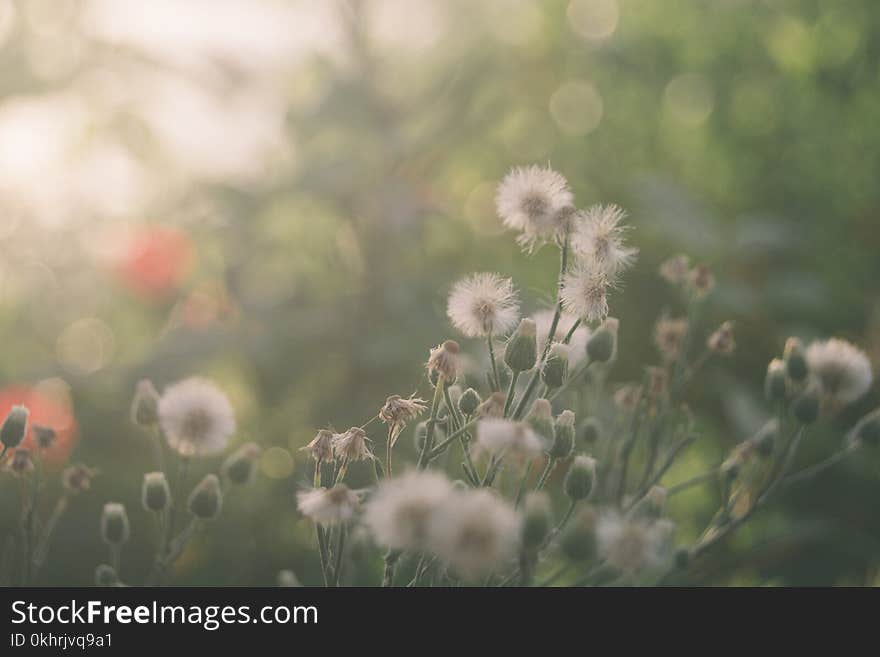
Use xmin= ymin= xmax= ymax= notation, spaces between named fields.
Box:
xmin=707 ymin=321 xmax=735 ymax=356
xmin=427 ymin=340 xmax=460 ymax=384
xmin=10 ymin=449 xmax=33 ymax=475
xmin=504 ymin=319 xmax=537 ymax=373
xmin=222 ymin=442 xmax=262 ymax=485
xmin=1 ymin=405 xmax=29 ymax=451
xmin=587 ymin=317 xmax=618 ymax=364
xmin=541 ymin=343 xmax=569 ymax=389
xmin=131 ymin=379 xmax=161 ymax=428
xmin=784 ymin=337 xmax=808 ymax=382
xmin=33 ymin=425 xmax=57 ymax=450
xmin=563 ymin=455 xmax=596 ymax=501
xmin=526 ymin=398 xmax=555 ymax=446
xmin=94 ymin=564 xmax=120 ymax=587
xmin=791 ymin=380 xmax=821 ymax=425
xmin=62 ymin=464 xmax=97 ymax=494
xmin=101 ymin=503 xmax=130 ymax=545
xmin=458 ymin=388 xmax=481 ymax=417
xmin=142 ymin=472 xmax=171 ymax=513
xmin=765 ymin=358 xmax=787 ymax=403
xmin=477 ymin=391 xmax=506 ymax=418
xmin=630 ymin=486 xmax=667 ymax=520
xmin=560 ymin=508 xmax=597 ymax=562
xmin=551 ymin=410 xmax=575 ymax=459
xmin=579 ymin=417 xmax=602 ymax=444
xmin=188 ymin=474 xmax=223 ymax=520
xmin=852 ymin=409 xmax=880 ymax=447
xmin=522 ymin=492 xmax=552 ymax=552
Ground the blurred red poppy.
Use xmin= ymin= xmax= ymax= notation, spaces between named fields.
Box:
xmin=0 ymin=383 xmax=78 ymax=470
xmin=115 ymin=226 xmax=194 ymax=301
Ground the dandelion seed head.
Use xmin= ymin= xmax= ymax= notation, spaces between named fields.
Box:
xmin=158 ymin=378 xmax=235 ymax=458
xmin=572 ymin=204 xmax=638 ymax=275
xmin=495 ymin=165 xmax=574 ymax=253
xmin=447 ymin=273 xmax=520 ymax=338
xmin=364 ymin=470 xmax=455 ymax=551
xmin=561 ymin=264 xmax=611 ymax=322
xmin=474 ymin=418 xmax=545 ymax=460
xmin=296 ymin=484 xmax=360 ymax=526
xmin=806 ymin=338 xmax=873 ymax=406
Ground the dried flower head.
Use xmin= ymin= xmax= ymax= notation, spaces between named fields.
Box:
xmin=689 ymin=264 xmax=715 ymax=296
xmin=379 ymin=394 xmax=428 ymax=437
xmin=32 ymin=425 xmax=57 ymax=450
xmin=659 ymin=254 xmax=691 ymax=285
xmin=474 ymin=418 xmax=545 ymax=460
xmin=302 ymin=429 xmax=335 ymax=463
xmin=561 ymin=263 xmax=612 ymax=322
xmin=572 ymin=204 xmax=638 ymax=276
xmin=9 ymin=448 xmax=33 ymax=475
xmin=654 ymin=317 xmax=689 ymax=361
xmin=427 ymin=340 xmax=460 ymax=384
xmin=495 ymin=165 xmax=574 ymax=252
xmin=333 ymin=427 xmax=374 ymax=462
xmin=447 ymin=273 xmax=520 ymax=338
xmin=805 ymin=338 xmax=873 ymax=406
xmin=62 ymin=464 xmax=98 ymax=493
xmin=296 ymin=484 xmax=359 ymax=526
xmin=158 ymin=378 xmax=236 ymax=457
xmin=707 ymin=321 xmax=736 ymax=356
xmin=427 ymin=488 xmax=521 ymax=580
xmin=533 ymin=309 xmax=589 ymax=367
xmin=364 ymin=470 xmax=455 ymax=551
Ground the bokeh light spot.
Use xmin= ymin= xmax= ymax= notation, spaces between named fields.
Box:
xmin=549 ymin=80 xmax=604 ymax=136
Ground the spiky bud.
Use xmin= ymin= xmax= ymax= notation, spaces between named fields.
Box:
xmin=784 ymin=337 xmax=808 ymax=382
xmin=522 ymin=492 xmax=553 ymax=552
xmin=100 ymin=503 xmax=130 ymax=545
xmin=188 ymin=474 xmax=223 ymax=520
xmin=458 ymin=388 xmax=481 ymax=417
xmin=1 ymin=405 xmax=29 ymax=451
xmin=504 ymin=319 xmax=537 ymax=373
xmin=586 ymin=318 xmax=618 ymax=364
xmin=222 ymin=442 xmax=262 ymax=485
xmin=791 ymin=380 xmax=821 ymax=425
xmin=142 ymin=472 xmax=171 ymax=513
xmin=541 ymin=343 xmax=569 ymax=389
xmin=477 ymin=391 xmax=506 ymax=418
xmin=563 ymin=455 xmax=596 ymax=501
xmin=765 ymin=358 xmax=787 ymax=403
xmin=551 ymin=410 xmax=575 ymax=459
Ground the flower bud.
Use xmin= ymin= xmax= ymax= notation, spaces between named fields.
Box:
xmin=9 ymin=449 xmax=33 ymax=475
xmin=458 ymin=388 xmax=481 ymax=416
xmin=526 ymin=398 xmax=554 ymax=445
xmin=587 ymin=318 xmax=618 ymax=364
xmin=551 ymin=410 xmax=575 ymax=459
xmin=765 ymin=358 xmax=787 ymax=403
xmin=579 ymin=417 xmax=602 ymax=444
xmin=427 ymin=340 xmax=460 ymax=384
xmin=94 ymin=564 xmax=120 ymax=587
xmin=504 ymin=319 xmax=537 ymax=373
xmin=560 ymin=508 xmax=597 ymax=562
xmin=541 ymin=343 xmax=568 ymax=389
xmin=63 ymin=464 xmax=97 ymax=494
xmin=1 ymin=405 xmax=29 ymax=451
xmin=784 ymin=337 xmax=808 ymax=382
xmin=101 ymin=503 xmax=130 ymax=545
xmin=131 ymin=379 xmax=161 ymax=428
xmin=33 ymin=425 xmax=57 ymax=450
xmin=188 ymin=474 xmax=223 ymax=520
xmin=564 ymin=455 xmax=596 ymax=501
xmin=142 ymin=472 xmax=171 ymax=513
xmin=689 ymin=264 xmax=715 ymax=296
xmin=791 ymin=380 xmax=821 ymax=425
xmin=521 ymin=492 xmax=552 ymax=552
xmin=477 ymin=391 xmax=506 ymax=418
xmin=222 ymin=442 xmax=262 ymax=485
xmin=852 ymin=409 xmax=880 ymax=447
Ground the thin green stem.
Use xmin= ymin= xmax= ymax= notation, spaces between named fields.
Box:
xmin=503 ymin=371 xmax=520 ymax=417
xmin=487 ymin=333 xmax=501 ymax=392
xmin=331 ymin=525 xmax=347 ymax=587
xmin=417 ymin=378 xmax=445 ymax=469
xmin=534 ymin=457 xmax=556 ymax=492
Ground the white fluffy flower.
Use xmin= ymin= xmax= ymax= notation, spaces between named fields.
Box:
xmin=561 ymin=263 xmax=611 ymax=322
xmin=447 ymin=273 xmax=520 ymax=338
xmin=427 ymin=488 xmax=521 ymax=580
xmin=474 ymin=418 xmax=545 ymax=460
xmin=158 ymin=378 xmax=236 ymax=457
xmin=572 ymin=204 xmax=638 ymax=275
xmin=597 ymin=513 xmax=674 ymax=575
xmin=532 ymin=309 xmax=589 ymax=367
xmin=296 ymin=485 xmax=359 ymax=526
xmin=495 ymin=165 xmax=574 ymax=252
xmin=363 ymin=470 xmax=455 ymax=551
xmin=806 ymin=338 xmax=873 ymax=406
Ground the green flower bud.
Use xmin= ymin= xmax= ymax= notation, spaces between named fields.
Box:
xmin=504 ymin=319 xmax=537 ymax=373
xmin=1 ymin=405 xmax=29 ymax=450
xmin=586 ymin=318 xmax=618 ymax=364
xmin=791 ymin=381 xmax=821 ymax=425
xmin=560 ymin=508 xmax=597 ymax=562
xmin=188 ymin=474 xmax=223 ymax=520
xmin=521 ymin=492 xmax=553 ymax=552
xmin=551 ymin=410 xmax=575 ymax=459
xmin=764 ymin=359 xmax=787 ymax=403
xmin=222 ymin=442 xmax=262 ymax=485
xmin=142 ymin=472 xmax=171 ymax=513
xmin=101 ymin=503 xmax=130 ymax=545
xmin=564 ymin=455 xmax=596 ymax=501
xmin=94 ymin=564 xmax=120 ymax=587
xmin=458 ymin=388 xmax=481 ymax=417
xmin=541 ymin=343 xmax=569 ymax=389
xmin=131 ymin=379 xmax=160 ymax=428
xmin=853 ymin=409 xmax=880 ymax=447
xmin=526 ymin=398 xmax=555 ymax=446
xmin=579 ymin=417 xmax=602 ymax=444
xmin=784 ymin=337 xmax=808 ymax=382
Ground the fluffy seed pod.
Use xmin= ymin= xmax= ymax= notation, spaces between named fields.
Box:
xmin=131 ymin=379 xmax=161 ymax=428
xmin=551 ymin=410 xmax=575 ymax=459
xmin=587 ymin=318 xmax=618 ymax=364
xmin=765 ymin=359 xmax=787 ymax=403
xmin=458 ymin=388 xmax=481 ymax=417
xmin=222 ymin=442 xmax=262 ymax=485
xmin=101 ymin=503 xmax=130 ymax=545
xmin=188 ymin=474 xmax=223 ymax=520
xmin=564 ymin=455 xmax=596 ymax=501
xmin=541 ymin=343 xmax=569 ymax=389
xmin=504 ymin=319 xmax=538 ymax=373
xmin=142 ymin=472 xmax=171 ymax=513
xmin=0 ymin=405 xmax=29 ymax=451
xmin=784 ymin=337 xmax=808 ymax=382
xmin=521 ymin=492 xmax=552 ymax=552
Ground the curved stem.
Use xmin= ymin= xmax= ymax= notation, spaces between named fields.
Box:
xmin=487 ymin=333 xmax=501 ymax=392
